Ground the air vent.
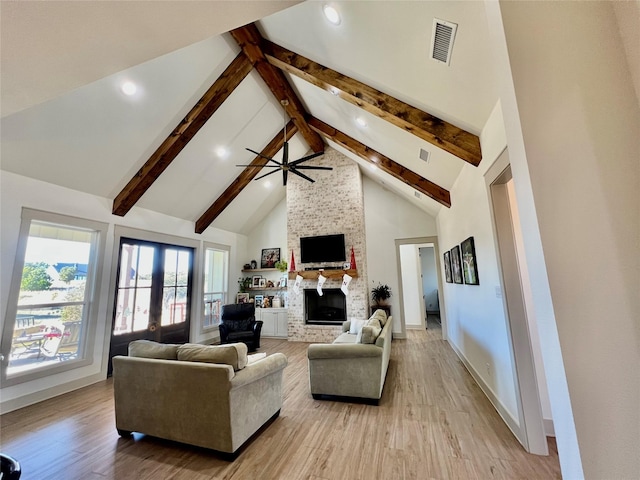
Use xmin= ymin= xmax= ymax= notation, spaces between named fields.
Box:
xmin=430 ymin=18 xmax=458 ymax=66
xmin=414 ymin=191 xmax=422 ymax=199
xmin=419 ymin=148 xmax=430 ymax=163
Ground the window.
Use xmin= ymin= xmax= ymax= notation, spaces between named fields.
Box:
xmin=203 ymin=244 xmax=229 ymax=328
xmin=1 ymin=209 xmax=107 ymax=385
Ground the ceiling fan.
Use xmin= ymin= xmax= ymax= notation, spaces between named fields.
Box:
xmin=236 ymin=100 xmax=331 ymax=186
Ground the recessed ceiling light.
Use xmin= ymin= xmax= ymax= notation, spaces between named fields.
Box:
xmin=369 ymin=163 xmax=378 ymax=171
xmin=215 ymin=146 xmax=228 ymax=158
xmin=323 ymin=5 xmax=341 ymax=25
xmin=356 ymin=116 xmax=367 ymax=128
xmin=264 ymin=180 xmax=272 ymax=188
xmin=121 ymin=81 xmax=137 ymax=96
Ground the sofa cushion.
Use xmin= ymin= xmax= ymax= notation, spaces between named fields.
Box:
xmin=366 ymin=317 xmax=382 ymax=330
xmin=177 ymin=342 xmax=248 ymax=371
xmin=349 ymin=318 xmax=367 ymax=334
xmin=334 ymin=332 xmax=358 ymax=344
xmin=371 ymin=309 xmax=388 ymax=326
xmin=128 ymin=340 xmax=178 ymax=360
xmin=359 ymin=324 xmax=382 ymax=344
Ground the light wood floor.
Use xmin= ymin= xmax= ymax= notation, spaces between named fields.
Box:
xmin=0 ymin=327 xmax=561 ymax=479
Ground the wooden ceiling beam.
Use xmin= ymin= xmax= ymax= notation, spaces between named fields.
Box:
xmin=229 ymin=24 xmax=324 ymax=154
xmin=195 ymin=121 xmax=298 ymax=234
xmin=112 ymin=51 xmax=253 ymax=217
xmin=263 ymin=40 xmax=482 ymax=167
xmin=308 ymin=117 xmax=451 ymax=208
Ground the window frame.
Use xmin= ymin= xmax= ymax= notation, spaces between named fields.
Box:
xmin=202 ymin=242 xmax=230 ymax=331
xmin=1 ymin=208 xmax=108 ymax=386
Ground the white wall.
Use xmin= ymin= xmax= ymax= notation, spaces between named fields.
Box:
xmin=0 ymin=171 xmax=246 ymax=412
xmin=363 ymin=177 xmax=438 ymax=335
xmin=420 ymin=246 xmax=439 ymax=313
xmin=399 ymin=244 xmax=423 ymax=328
xmin=493 ymin=2 xmax=640 ymax=478
xmin=436 ymin=161 xmax=519 ymax=425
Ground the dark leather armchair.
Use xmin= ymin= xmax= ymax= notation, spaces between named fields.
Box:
xmin=219 ymin=303 xmax=263 ymax=352
xmin=0 ymin=453 xmax=21 ymax=480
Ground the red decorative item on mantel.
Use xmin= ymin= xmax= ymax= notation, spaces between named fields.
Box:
xmin=290 ymin=250 xmax=296 ymax=272
xmin=350 ymin=246 xmax=357 ymax=270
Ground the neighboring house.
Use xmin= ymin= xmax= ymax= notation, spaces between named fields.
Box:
xmin=0 ymin=2 xmax=638 ymax=480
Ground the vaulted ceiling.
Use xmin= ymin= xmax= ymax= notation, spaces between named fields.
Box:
xmin=1 ymin=1 xmax=498 ymax=235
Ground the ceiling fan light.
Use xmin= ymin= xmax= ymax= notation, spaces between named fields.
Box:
xmin=323 ymin=5 xmax=341 ymax=25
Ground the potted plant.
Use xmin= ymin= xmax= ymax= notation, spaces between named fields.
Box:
xmin=371 ymin=282 xmax=392 ymax=305
xmin=274 ymin=260 xmax=288 ymax=272
xmin=238 ymin=277 xmax=252 ymax=293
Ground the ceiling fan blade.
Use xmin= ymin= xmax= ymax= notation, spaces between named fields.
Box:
xmin=290 ymin=168 xmax=316 ymax=183
xmin=288 ymin=151 xmax=325 ymax=167
xmin=235 ymin=164 xmax=280 ymax=168
xmin=294 ymin=166 xmax=333 ymax=170
xmin=245 ymin=148 xmax=281 ymax=166
xmin=283 ymin=169 xmax=288 ymax=186
xmin=254 ymin=168 xmax=282 ymax=181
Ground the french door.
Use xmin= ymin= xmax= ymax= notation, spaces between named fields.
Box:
xmin=108 ymin=238 xmax=193 ymax=373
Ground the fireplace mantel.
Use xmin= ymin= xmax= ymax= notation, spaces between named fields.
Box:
xmin=288 ymin=269 xmax=358 ymax=280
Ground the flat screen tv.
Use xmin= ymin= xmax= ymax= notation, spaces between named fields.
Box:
xmin=300 ymin=234 xmax=346 ymax=264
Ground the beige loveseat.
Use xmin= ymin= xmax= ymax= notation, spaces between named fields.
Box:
xmin=307 ymin=310 xmax=393 ymax=404
xmin=113 ymin=341 xmax=287 ymax=457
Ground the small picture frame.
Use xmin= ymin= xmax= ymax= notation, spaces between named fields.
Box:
xmin=258 ymin=278 xmax=267 ymax=288
xmin=252 ymin=275 xmax=262 ymax=287
xmin=236 ymin=293 xmax=249 ymax=304
xmin=451 ymin=246 xmax=463 ymax=284
xmin=443 ymin=251 xmax=453 ymax=283
xmin=280 ymin=275 xmax=287 ymax=288
xmin=261 ymin=248 xmax=280 ymax=269
xmin=254 ymin=295 xmax=264 ymax=308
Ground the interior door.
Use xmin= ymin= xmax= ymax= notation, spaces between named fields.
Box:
xmin=108 ymin=239 xmax=193 ymax=374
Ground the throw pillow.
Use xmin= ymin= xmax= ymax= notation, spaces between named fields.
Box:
xmin=176 ymin=342 xmax=248 ymax=371
xmin=128 ymin=340 xmax=178 ymax=360
xmin=371 ymin=309 xmax=388 ymax=326
xmin=349 ymin=318 xmax=367 ymax=334
xmin=366 ymin=317 xmax=382 ymax=330
xmin=359 ymin=324 xmax=382 ymax=344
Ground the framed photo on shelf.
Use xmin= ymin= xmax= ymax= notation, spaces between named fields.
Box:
xmin=461 ymin=236 xmax=480 ymax=285
xmin=450 ymin=246 xmax=463 ymax=284
xmin=252 ymin=275 xmax=262 ymax=287
xmin=254 ymin=295 xmax=264 ymax=308
xmin=258 ymin=278 xmax=267 ymax=288
xmin=279 ymin=275 xmax=287 ymax=288
xmin=236 ymin=293 xmax=249 ymax=303
xmin=261 ymin=248 xmax=280 ymax=268
xmin=443 ymin=251 xmax=453 ymax=283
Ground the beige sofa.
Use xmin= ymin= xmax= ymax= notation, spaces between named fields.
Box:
xmin=307 ymin=310 xmax=393 ymax=404
xmin=113 ymin=341 xmax=287 ymax=457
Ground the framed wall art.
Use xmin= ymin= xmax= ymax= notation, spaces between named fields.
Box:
xmin=450 ymin=245 xmax=463 ymax=284
xmin=261 ymin=248 xmax=280 ymax=268
xmin=461 ymin=236 xmax=480 ymax=285
xmin=236 ymin=293 xmax=249 ymax=303
xmin=443 ymin=251 xmax=453 ymax=283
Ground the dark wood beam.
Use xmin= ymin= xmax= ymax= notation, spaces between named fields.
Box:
xmin=263 ymin=40 xmax=482 ymax=167
xmin=308 ymin=117 xmax=451 ymax=208
xmin=112 ymin=51 xmax=253 ymax=216
xmin=229 ymin=24 xmax=324 ymax=154
xmin=195 ymin=121 xmax=298 ymax=234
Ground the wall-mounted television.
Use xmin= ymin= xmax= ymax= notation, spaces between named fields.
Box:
xmin=300 ymin=234 xmax=346 ymax=264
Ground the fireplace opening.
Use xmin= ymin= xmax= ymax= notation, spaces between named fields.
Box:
xmin=304 ymin=288 xmax=346 ymax=325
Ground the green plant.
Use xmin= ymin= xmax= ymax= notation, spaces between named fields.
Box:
xmin=275 ymin=260 xmax=288 ymax=272
xmin=238 ymin=276 xmax=252 ymax=293
xmin=371 ymin=282 xmax=391 ymax=304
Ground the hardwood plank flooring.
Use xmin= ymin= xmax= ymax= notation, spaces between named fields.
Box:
xmin=0 ymin=327 xmax=561 ymax=479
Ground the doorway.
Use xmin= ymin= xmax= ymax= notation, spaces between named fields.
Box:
xmin=107 ymin=238 xmax=193 ymax=374
xmin=395 ymin=236 xmax=446 ymax=339
xmin=487 ymin=151 xmax=550 ymax=455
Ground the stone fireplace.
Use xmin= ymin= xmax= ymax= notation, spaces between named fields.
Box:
xmin=287 ymin=148 xmax=369 ymax=342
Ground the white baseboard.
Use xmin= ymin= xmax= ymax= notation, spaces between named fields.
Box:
xmin=544 ymin=418 xmax=555 ymax=437
xmin=0 ymin=372 xmax=105 ymax=414
xmin=447 ymin=340 xmax=521 ymax=442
